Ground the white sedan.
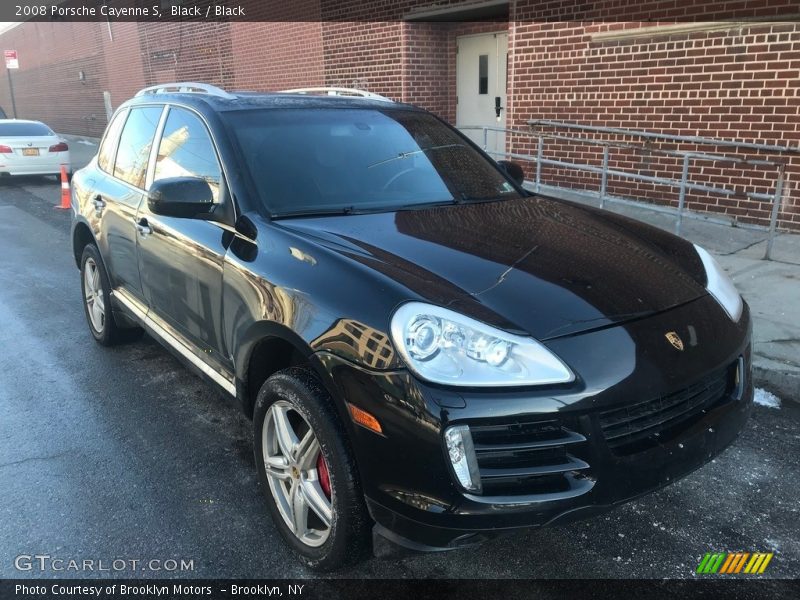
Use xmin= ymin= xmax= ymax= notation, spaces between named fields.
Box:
xmin=0 ymin=119 xmax=70 ymax=178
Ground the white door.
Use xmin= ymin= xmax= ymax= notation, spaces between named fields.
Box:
xmin=456 ymin=32 xmax=508 ymax=158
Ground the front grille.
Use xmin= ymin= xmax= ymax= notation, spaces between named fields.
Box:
xmin=598 ymin=363 xmax=735 ymax=455
xmin=469 ymin=419 xmax=593 ymax=497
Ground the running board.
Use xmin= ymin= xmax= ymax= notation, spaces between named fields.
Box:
xmin=112 ymin=289 xmax=237 ymax=397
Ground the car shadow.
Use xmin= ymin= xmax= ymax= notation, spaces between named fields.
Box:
xmin=0 ymin=174 xmax=60 ymax=186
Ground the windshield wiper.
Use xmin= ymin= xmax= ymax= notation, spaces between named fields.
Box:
xmin=393 ymin=194 xmax=513 ymax=212
xmin=275 ymin=200 xmax=466 ymax=218
xmin=394 ymin=199 xmax=461 ymax=211
xmin=272 ymin=206 xmax=362 ymax=218
xmin=368 ymin=144 xmax=464 ymax=169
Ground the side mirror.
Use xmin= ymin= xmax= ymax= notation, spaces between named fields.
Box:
xmin=497 ymin=160 xmax=525 ymax=187
xmin=148 ymin=177 xmax=214 ymax=218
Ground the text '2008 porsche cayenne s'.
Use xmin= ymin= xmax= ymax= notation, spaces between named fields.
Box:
xmin=70 ymin=83 xmax=752 ymax=571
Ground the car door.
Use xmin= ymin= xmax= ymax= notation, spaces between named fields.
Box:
xmin=136 ymin=105 xmax=235 ymax=377
xmin=93 ymin=105 xmax=164 ymax=308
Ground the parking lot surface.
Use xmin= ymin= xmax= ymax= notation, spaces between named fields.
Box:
xmin=0 ymin=177 xmax=797 ymax=580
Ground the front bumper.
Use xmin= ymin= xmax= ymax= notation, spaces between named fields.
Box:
xmin=317 ymin=295 xmax=753 ymax=551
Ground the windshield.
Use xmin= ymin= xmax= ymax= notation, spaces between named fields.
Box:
xmin=0 ymin=122 xmax=54 ymax=136
xmin=224 ymin=108 xmax=522 ymax=216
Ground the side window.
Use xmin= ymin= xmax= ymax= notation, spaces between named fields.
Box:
xmin=97 ymin=110 xmax=127 ymax=174
xmin=113 ymin=106 xmax=163 ymax=189
xmin=154 ymin=108 xmax=222 ymax=202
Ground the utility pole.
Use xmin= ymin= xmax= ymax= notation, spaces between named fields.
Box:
xmin=6 ymin=69 xmax=17 ymax=118
xmin=3 ymin=50 xmax=19 ymax=118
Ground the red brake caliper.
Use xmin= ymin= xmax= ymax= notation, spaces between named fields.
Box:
xmin=316 ymin=452 xmax=331 ymax=499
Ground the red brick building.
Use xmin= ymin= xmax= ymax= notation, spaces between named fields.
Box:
xmin=0 ymin=0 xmax=798 ymax=228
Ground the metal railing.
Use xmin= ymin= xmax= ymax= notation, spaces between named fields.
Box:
xmin=458 ymin=122 xmax=796 ymax=260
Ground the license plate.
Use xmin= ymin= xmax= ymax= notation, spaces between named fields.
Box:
xmin=22 ymin=148 xmax=39 ymax=156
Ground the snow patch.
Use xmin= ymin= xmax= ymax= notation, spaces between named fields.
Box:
xmin=754 ymin=388 xmax=781 ymax=409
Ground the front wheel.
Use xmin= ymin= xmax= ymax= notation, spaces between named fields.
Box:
xmin=253 ymin=367 xmax=370 ymax=571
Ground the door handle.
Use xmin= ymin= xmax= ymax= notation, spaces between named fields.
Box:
xmin=134 ymin=218 xmax=152 ymax=237
xmin=494 ymin=96 xmax=504 ymax=120
xmin=92 ymin=195 xmax=106 ymax=216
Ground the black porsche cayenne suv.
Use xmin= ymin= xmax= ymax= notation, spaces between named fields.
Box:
xmin=71 ymin=83 xmax=752 ymax=570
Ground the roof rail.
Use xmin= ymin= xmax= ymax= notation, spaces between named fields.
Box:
xmin=279 ymin=87 xmax=393 ymax=103
xmin=134 ymin=82 xmax=237 ymax=100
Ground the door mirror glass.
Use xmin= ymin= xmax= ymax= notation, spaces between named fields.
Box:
xmin=497 ymin=160 xmax=525 ymax=187
xmin=147 ymin=177 xmax=214 ymax=218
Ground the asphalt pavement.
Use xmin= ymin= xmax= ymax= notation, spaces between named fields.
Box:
xmin=0 ymin=170 xmax=798 ymax=580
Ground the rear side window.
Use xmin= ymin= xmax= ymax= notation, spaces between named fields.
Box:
xmin=0 ymin=122 xmax=53 ymax=136
xmin=153 ymin=108 xmax=221 ymax=201
xmin=113 ymin=106 xmax=163 ymax=188
xmin=97 ymin=111 xmax=127 ymax=174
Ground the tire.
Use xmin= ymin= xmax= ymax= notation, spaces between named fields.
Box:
xmin=253 ymin=367 xmax=371 ymax=571
xmin=79 ymin=244 xmax=137 ymax=346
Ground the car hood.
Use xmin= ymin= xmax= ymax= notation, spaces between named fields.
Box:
xmin=275 ymin=196 xmax=707 ymax=340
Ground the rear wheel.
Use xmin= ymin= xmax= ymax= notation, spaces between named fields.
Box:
xmin=253 ymin=367 xmax=370 ymax=571
xmin=80 ymin=244 xmax=139 ymax=346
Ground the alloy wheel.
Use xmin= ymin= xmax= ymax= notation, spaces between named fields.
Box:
xmin=262 ymin=400 xmax=333 ymax=547
xmin=83 ymin=257 xmax=105 ymax=333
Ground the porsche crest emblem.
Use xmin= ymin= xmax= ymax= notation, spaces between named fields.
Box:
xmin=665 ymin=331 xmax=684 ymax=351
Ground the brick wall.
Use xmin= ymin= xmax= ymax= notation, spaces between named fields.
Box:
xmin=0 ymin=20 xmax=238 ymax=136
xmin=507 ymin=0 xmax=800 ymax=230
xmin=0 ymin=0 xmax=797 ymax=229
xmin=401 ymin=21 xmax=450 ymax=115
xmin=231 ymin=0 xmax=325 ymax=90
xmin=143 ymin=22 xmax=236 ymax=89
xmin=321 ymin=21 xmax=404 ymax=98
xmin=101 ymin=23 xmax=147 ymax=112
xmin=0 ymin=21 xmax=109 ymax=136
xmin=231 ymin=21 xmax=324 ymax=90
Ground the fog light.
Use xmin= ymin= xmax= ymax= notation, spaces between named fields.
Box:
xmin=444 ymin=425 xmax=481 ymax=493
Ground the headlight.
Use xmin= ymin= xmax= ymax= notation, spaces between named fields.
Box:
xmin=693 ymin=244 xmax=743 ymax=322
xmin=390 ymin=302 xmax=574 ymax=387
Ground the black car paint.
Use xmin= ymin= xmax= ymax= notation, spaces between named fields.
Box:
xmin=320 ymin=297 xmax=751 ymax=548
xmin=71 ymin=92 xmax=752 ymax=552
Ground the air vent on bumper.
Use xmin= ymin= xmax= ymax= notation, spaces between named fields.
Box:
xmin=598 ymin=361 xmax=737 ymax=455
xmin=448 ymin=419 xmax=594 ymax=497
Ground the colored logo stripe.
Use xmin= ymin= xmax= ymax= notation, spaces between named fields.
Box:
xmin=745 ymin=553 xmax=773 ymax=574
xmin=697 ymin=553 xmax=726 ymax=573
xmin=720 ymin=553 xmax=749 ymax=573
xmin=697 ymin=552 xmax=773 ymax=574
